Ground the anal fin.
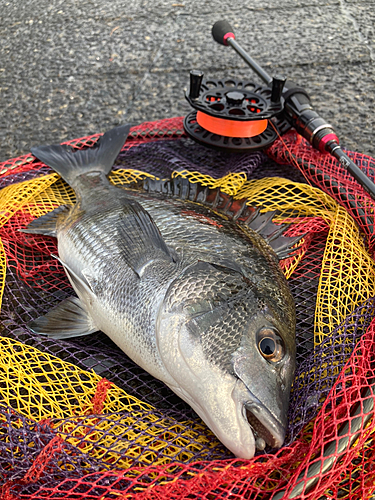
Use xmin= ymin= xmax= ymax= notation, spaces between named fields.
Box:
xmin=29 ymin=296 xmax=99 ymax=339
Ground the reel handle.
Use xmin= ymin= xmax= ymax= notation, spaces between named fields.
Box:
xmin=212 ymin=20 xmax=235 ymax=45
xmin=212 ymin=21 xmax=272 ymax=85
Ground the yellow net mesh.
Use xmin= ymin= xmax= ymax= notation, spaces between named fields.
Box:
xmin=0 ymin=335 xmax=222 ymax=467
xmin=0 ymin=165 xmax=375 ymax=477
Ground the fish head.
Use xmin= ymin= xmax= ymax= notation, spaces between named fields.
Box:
xmin=156 ymin=260 xmax=296 ymax=459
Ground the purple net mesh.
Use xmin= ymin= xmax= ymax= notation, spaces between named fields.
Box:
xmin=1 ymin=119 xmax=375 ymax=499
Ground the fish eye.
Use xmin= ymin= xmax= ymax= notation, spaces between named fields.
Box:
xmin=257 ymin=328 xmax=284 ymax=362
xmin=259 ymin=337 xmax=276 ymax=356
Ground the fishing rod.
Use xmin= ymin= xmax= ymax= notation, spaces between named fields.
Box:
xmin=184 ymin=20 xmax=375 ymax=202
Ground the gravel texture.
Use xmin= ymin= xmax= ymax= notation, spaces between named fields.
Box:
xmin=0 ymin=0 xmax=374 ymax=161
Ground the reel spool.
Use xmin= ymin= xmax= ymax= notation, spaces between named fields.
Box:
xmin=184 ymin=70 xmax=289 ymax=153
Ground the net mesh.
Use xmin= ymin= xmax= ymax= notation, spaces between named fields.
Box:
xmin=0 ymin=118 xmax=375 ymax=499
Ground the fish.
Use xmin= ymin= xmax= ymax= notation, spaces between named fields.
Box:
xmin=24 ymin=124 xmax=299 ymax=459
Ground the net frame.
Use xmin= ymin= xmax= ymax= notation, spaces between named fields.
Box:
xmin=0 ymin=118 xmax=374 ymax=499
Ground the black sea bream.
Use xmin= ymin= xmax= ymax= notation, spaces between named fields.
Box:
xmin=25 ymin=125 xmax=299 ymax=459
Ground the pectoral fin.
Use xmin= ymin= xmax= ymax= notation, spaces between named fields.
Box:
xmin=117 ymin=200 xmax=175 ymax=277
xmin=51 ymin=254 xmax=95 ymax=298
xmin=29 ymin=296 xmax=99 ymax=339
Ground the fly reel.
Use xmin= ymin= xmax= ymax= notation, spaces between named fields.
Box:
xmin=184 ymin=71 xmax=289 ymax=153
xmin=182 ymin=20 xmax=375 ymax=204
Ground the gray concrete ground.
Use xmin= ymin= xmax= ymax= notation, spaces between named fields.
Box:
xmin=0 ymin=0 xmax=374 ymax=162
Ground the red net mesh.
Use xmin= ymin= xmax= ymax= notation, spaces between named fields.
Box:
xmin=0 ymin=117 xmax=185 ymax=181
xmin=1 ymin=118 xmax=375 ymax=499
xmin=267 ymin=130 xmax=375 ymax=255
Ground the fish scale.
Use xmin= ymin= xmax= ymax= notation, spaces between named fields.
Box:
xmin=23 ymin=124 xmax=298 ymax=459
xmin=200 ymin=304 xmax=251 ymax=372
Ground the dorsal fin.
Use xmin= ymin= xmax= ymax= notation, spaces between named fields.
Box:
xmin=140 ymin=176 xmax=303 ymax=261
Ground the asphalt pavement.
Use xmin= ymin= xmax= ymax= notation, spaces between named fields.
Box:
xmin=0 ymin=0 xmax=374 ymax=162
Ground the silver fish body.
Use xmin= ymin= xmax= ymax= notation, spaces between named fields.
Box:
xmin=26 ymin=125 xmax=297 ymax=459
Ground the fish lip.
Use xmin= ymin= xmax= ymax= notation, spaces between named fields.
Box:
xmin=243 ymin=400 xmax=286 ymax=450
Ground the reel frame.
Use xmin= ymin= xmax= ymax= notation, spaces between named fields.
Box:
xmin=184 ymin=75 xmax=289 ymax=152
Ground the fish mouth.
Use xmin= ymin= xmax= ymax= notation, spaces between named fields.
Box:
xmin=244 ymin=402 xmax=286 ymax=451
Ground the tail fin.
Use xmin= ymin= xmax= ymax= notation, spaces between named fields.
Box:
xmin=30 ymin=124 xmax=132 ymax=186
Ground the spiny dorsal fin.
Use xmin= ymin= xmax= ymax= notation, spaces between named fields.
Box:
xmin=142 ymin=176 xmax=302 ymax=260
xmin=269 ymin=235 xmax=304 ymax=260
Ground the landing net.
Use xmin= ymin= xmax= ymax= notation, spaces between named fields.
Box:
xmin=0 ymin=117 xmax=374 ymax=499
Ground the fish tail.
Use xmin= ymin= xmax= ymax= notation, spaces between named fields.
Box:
xmin=30 ymin=124 xmax=132 ymax=186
